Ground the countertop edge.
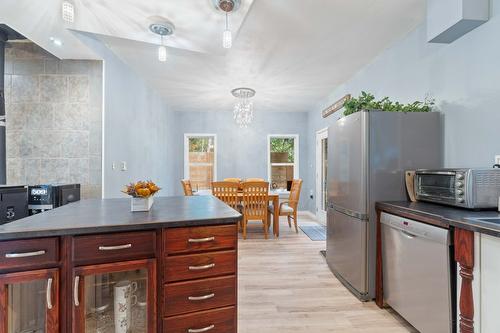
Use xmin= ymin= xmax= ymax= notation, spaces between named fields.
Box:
xmin=376 ymin=201 xmax=500 ymax=237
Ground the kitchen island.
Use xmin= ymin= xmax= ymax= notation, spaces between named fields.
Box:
xmin=0 ymin=195 xmax=241 ymax=333
xmin=376 ymin=201 xmax=500 ymax=333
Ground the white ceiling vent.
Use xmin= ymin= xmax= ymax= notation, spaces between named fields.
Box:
xmin=427 ymin=0 xmax=489 ymax=43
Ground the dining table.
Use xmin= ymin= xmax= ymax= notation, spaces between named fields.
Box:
xmin=195 ymin=189 xmax=283 ymax=238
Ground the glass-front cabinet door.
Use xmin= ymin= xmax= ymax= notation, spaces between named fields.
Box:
xmin=72 ymin=259 xmax=156 ymax=333
xmin=0 ymin=268 xmax=59 ymax=333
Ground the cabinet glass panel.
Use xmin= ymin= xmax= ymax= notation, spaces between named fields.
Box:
xmin=83 ymin=269 xmax=147 ymax=333
xmin=7 ymin=279 xmax=47 ymax=333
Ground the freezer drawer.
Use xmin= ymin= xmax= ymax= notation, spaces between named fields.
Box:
xmin=381 ymin=213 xmax=452 ymax=333
xmin=327 ymin=208 xmax=368 ymax=297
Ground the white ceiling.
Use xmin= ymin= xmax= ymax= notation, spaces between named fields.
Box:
xmin=0 ymin=0 xmax=426 ymax=113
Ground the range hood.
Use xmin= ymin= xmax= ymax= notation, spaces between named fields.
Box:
xmin=427 ymin=0 xmax=489 ymax=43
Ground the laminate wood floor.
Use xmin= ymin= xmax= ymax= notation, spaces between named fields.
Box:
xmin=238 ymin=215 xmax=417 ymax=333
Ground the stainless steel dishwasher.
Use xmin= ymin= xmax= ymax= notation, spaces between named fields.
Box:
xmin=381 ymin=212 xmax=454 ymax=333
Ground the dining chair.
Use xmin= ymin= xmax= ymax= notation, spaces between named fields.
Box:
xmin=246 ymin=178 xmax=265 ymax=182
xmin=223 ymin=178 xmax=241 ymax=183
xmin=241 ymin=181 xmax=269 ymax=239
xmin=181 ymin=179 xmax=193 ymax=196
xmin=212 ymin=181 xmax=241 ymax=212
xmin=268 ymin=179 xmax=303 ymax=233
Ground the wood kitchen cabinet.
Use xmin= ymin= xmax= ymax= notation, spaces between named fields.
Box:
xmin=0 ymin=268 xmax=60 ymax=333
xmin=72 ymin=259 xmax=157 ymax=333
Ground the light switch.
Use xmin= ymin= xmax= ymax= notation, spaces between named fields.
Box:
xmin=120 ymin=161 xmax=127 ymax=171
xmin=111 ymin=162 xmax=116 ymax=170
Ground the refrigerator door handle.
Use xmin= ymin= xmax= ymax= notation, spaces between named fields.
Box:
xmin=334 ymin=206 xmax=369 ymax=221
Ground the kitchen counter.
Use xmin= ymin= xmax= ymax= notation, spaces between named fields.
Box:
xmin=0 ymin=195 xmax=241 ymax=240
xmin=376 ymin=201 xmax=500 ymax=237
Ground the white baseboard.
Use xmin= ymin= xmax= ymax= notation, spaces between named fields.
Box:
xmin=298 ymin=210 xmax=317 ymax=220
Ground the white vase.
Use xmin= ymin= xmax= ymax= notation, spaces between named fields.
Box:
xmin=130 ymin=196 xmax=154 ymax=212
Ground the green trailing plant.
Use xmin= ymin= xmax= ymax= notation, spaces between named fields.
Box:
xmin=343 ymin=91 xmax=434 ymax=116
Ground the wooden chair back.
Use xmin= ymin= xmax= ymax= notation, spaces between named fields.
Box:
xmin=241 ymin=181 xmax=269 ymax=220
xmin=181 ymin=179 xmax=193 ymax=196
xmin=223 ymin=178 xmax=241 ymax=183
xmin=246 ymin=178 xmax=265 ymax=182
xmin=212 ymin=181 xmax=240 ymax=210
xmin=288 ymin=179 xmax=303 ymax=210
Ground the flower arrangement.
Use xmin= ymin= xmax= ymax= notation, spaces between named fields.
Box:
xmin=122 ymin=180 xmax=161 ymax=198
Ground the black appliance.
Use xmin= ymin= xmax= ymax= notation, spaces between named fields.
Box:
xmin=28 ymin=184 xmax=81 ymax=215
xmin=0 ymin=185 xmax=28 ymax=224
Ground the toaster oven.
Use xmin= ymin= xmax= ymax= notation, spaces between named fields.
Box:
xmin=415 ymin=168 xmax=500 ymax=209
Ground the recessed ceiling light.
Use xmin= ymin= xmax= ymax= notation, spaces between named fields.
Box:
xmin=61 ymin=1 xmax=75 ymax=23
xmin=50 ymin=37 xmax=63 ymax=46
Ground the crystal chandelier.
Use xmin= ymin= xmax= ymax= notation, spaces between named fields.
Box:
xmin=231 ymin=88 xmax=256 ymax=128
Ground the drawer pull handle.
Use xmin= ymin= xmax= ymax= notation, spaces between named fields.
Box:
xmin=74 ymin=276 xmax=80 ymax=307
xmin=188 ymin=237 xmax=215 ymax=243
xmin=188 ymin=324 xmax=215 ymax=333
xmin=188 ymin=293 xmax=215 ymax=301
xmin=98 ymin=244 xmax=132 ymax=251
xmin=5 ymin=250 xmax=46 ymax=258
xmin=188 ymin=263 xmax=215 ymax=271
xmin=46 ymin=278 xmax=53 ymax=310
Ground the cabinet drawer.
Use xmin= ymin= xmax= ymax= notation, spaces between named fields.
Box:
xmin=164 ymin=225 xmax=236 ymax=255
xmin=164 ymin=275 xmax=236 ymax=316
xmin=72 ymin=231 xmax=156 ymax=265
xmin=0 ymin=237 xmax=58 ymax=271
xmin=163 ymin=306 xmax=236 ymax=333
xmin=164 ymin=250 xmax=236 ymax=283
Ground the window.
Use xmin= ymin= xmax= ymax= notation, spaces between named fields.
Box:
xmin=268 ymin=135 xmax=299 ymax=190
xmin=184 ymin=134 xmax=217 ymax=191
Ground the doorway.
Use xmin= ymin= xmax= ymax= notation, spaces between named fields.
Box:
xmin=316 ymin=128 xmax=328 ymax=224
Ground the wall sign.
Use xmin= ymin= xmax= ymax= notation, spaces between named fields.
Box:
xmin=322 ymin=94 xmax=351 ymax=118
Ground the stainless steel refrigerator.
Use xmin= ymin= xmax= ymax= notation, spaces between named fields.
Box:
xmin=326 ymin=110 xmax=442 ymax=301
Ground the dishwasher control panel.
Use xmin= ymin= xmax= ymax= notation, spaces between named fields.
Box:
xmin=380 ymin=212 xmax=449 ymax=244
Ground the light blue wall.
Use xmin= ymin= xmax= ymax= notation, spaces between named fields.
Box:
xmin=76 ymin=33 xmax=175 ymax=198
xmin=169 ymin=111 xmax=310 ymax=209
xmin=305 ymin=1 xmax=500 ymax=213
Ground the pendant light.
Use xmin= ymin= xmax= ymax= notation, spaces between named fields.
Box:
xmin=223 ymin=12 xmax=232 ymax=49
xmin=213 ymin=0 xmax=241 ymax=49
xmin=149 ymin=22 xmax=175 ymax=62
xmin=61 ymin=0 xmax=75 ymax=23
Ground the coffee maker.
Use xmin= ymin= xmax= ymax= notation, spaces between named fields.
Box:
xmin=28 ymin=184 xmax=81 ymax=215
xmin=0 ymin=185 xmax=28 ymax=224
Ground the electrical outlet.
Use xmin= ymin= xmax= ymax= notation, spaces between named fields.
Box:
xmin=495 ymin=155 xmax=500 ymax=165
xmin=120 ymin=161 xmax=127 ymax=171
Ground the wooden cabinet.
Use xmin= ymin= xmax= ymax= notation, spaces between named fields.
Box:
xmin=164 ymin=225 xmax=237 ymax=255
xmin=0 ymin=222 xmax=238 ymax=333
xmin=0 ymin=268 xmax=59 ymax=333
xmin=163 ymin=224 xmax=238 ymax=333
xmin=72 ymin=231 xmax=156 ymax=265
xmin=0 ymin=237 xmax=59 ymax=272
xmin=72 ymin=259 xmax=157 ymax=333
xmin=163 ymin=306 xmax=236 ymax=333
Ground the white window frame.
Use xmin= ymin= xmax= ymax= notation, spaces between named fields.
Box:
xmin=184 ymin=134 xmax=218 ymax=184
xmin=267 ymin=134 xmax=299 ymax=186
xmin=316 ymin=127 xmax=328 ymax=223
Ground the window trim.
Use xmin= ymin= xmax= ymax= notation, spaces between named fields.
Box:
xmin=267 ymin=134 xmax=299 ymax=185
xmin=184 ymin=133 xmax=218 ymax=185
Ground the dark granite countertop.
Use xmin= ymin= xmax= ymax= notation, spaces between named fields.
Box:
xmin=377 ymin=201 xmax=500 ymax=237
xmin=0 ymin=196 xmax=242 ymax=241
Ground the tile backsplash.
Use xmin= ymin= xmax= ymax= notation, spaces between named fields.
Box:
xmin=4 ymin=42 xmax=103 ymax=199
